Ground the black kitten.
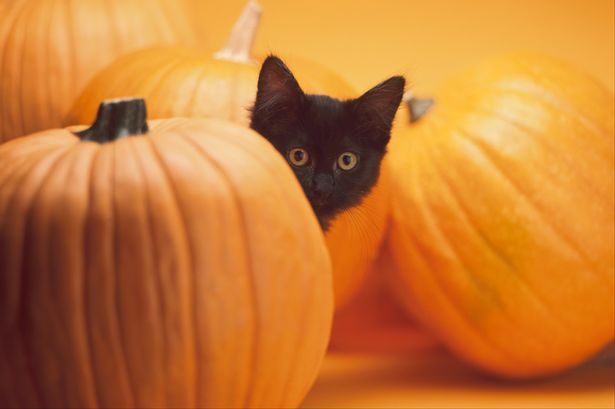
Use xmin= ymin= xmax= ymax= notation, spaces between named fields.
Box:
xmin=250 ymin=56 xmax=405 ymax=230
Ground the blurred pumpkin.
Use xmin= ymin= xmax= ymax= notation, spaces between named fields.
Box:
xmin=0 ymin=0 xmax=199 ymax=143
xmin=65 ymin=0 xmax=384 ymax=311
xmin=65 ymin=0 xmax=355 ymax=128
xmin=386 ymin=53 xmax=615 ymax=377
xmin=0 ymin=98 xmax=332 ymax=408
xmin=329 ymin=238 xmax=440 ymax=354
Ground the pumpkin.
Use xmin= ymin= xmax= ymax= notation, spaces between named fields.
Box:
xmin=386 ymin=53 xmax=615 ymax=377
xmin=65 ymin=0 xmax=385 ymax=310
xmin=65 ymin=0 xmax=355 ymax=128
xmin=0 ymin=98 xmax=333 ymax=408
xmin=0 ymin=0 xmax=198 ymax=142
xmin=329 ymin=239 xmax=439 ymax=353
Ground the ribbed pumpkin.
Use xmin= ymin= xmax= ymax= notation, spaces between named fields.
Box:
xmin=0 ymin=0 xmax=198 ymax=142
xmin=386 ymin=54 xmax=615 ymax=377
xmin=65 ymin=0 xmax=355 ymax=128
xmin=0 ymin=99 xmax=333 ymax=408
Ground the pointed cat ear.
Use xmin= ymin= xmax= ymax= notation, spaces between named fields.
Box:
xmin=352 ymin=76 xmax=406 ymax=147
xmin=251 ymin=55 xmax=305 ymax=126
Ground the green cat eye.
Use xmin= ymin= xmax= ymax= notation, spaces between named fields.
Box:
xmin=337 ymin=152 xmax=359 ymax=171
xmin=288 ymin=147 xmax=310 ymax=167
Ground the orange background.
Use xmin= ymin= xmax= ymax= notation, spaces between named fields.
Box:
xmin=189 ymin=0 xmax=614 ymax=94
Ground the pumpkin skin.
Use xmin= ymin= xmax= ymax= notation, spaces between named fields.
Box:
xmin=0 ymin=0 xmax=198 ymax=142
xmin=65 ymin=1 xmax=355 ymax=128
xmin=0 ymin=99 xmax=333 ymax=408
xmin=386 ymin=54 xmax=615 ymax=377
xmin=329 ymin=239 xmax=440 ymax=353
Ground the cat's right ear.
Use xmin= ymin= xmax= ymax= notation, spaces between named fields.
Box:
xmin=251 ymin=55 xmax=305 ymax=125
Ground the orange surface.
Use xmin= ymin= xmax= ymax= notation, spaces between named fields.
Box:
xmin=303 ymin=351 xmax=615 ymax=408
xmin=188 ymin=0 xmax=614 ymax=94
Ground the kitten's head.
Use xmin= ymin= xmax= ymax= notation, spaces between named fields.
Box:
xmin=250 ymin=56 xmax=405 ymax=230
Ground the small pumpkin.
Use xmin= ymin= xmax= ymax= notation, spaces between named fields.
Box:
xmin=0 ymin=98 xmax=332 ymax=408
xmin=386 ymin=53 xmax=615 ymax=377
xmin=65 ymin=0 xmax=355 ymax=128
xmin=0 ymin=0 xmax=199 ymax=142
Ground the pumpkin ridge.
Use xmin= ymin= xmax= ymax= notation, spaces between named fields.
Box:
xmin=408 ymin=136 xmax=567 ymax=363
xmin=424 ymin=128 xmax=571 ymax=336
xmin=62 ymin=1 xmax=77 ymax=131
xmin=469 ymin=105 xmax=610 ymax=202
xmin=143 ymin=134 xmax=203 ymax=405
xmin=129 ymin=140 xmax=169 ymax=406
xmin=413 ymin=142 xmax=508 ymax=309
xmin=393 ymin=221 xmax=514 ymax=369
xmin=0 ymin=142 xmax=54 ymax=196
xmin=110 ymin=142 xmax=138 ymax=406
xmin=18 ymin=145 xmax=76 ymax=405
xmin=195 ymin=130 xmax=303 ymax=403
xmin=186 ymin=128 xmax=328 ymax=406
xmin=0 ymin=2 xmax=27 ymax=140
xmin=180 ymin=132 xmax=262 ymax=407
xmin=401 ymin=147 xmax=514 ymax=353
xmin=82 ymin=146 xmax=129 ymax=407
xmin=17 ymin=2 xmax=39 ymax=139
xmin=0 ymin=142 xmax=72 ymax=333
xmin=81 ymin=142 xmax=103 ymax=408
xmin=50 ymin=143 xmax=101 ymax=406
xmin=491 ymin=83 xmax=612 ymax=140
xmin=453 ymin=126 xmax=603 ymax=278
xmin=30 ymin=2 xmax=54 ymax=134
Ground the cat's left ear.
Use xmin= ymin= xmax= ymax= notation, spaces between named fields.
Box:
xmin=352 ymin=76 xmax=406 ymax=147
xmin=251 ymin=55 xmax=305 ymax=126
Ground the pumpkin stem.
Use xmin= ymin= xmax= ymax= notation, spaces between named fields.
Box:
xmin=403 ymin=91 xmax=434 ymax=123
xmin=213 ymin=0 xmax=261 ymax=64
xmin=77 ymin=98 xmax=148 ymax=143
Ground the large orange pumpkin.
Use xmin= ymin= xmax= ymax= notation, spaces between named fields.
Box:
xmin=0 ymin=98 xmax=333 ymax=408
xmin=0 ymin=0 xmax=198 ymax=142
xmin=65 ymin=0 xmax=355 ymax=128
xmin=386 ymin=53 xmax=615 ymax=377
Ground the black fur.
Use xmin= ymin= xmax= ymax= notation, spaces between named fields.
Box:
xmin=251 ymin=55 xmax=405 ymax=230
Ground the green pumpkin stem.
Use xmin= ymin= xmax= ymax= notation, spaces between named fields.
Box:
xmin=77 ymin=98 xmax=148 ymax=143
xmin=405 ymin=95 xmax=434 ymax=123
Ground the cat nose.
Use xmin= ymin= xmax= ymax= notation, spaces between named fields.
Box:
xmin=313 ymin=174 xmax=334 ymax=196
